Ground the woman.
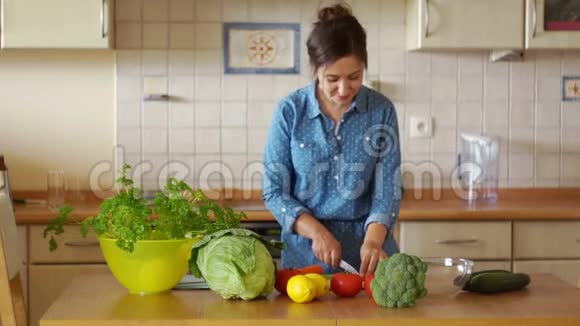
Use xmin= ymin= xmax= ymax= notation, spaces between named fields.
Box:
xmin=262 ymin=3 xmax=402 ymax=276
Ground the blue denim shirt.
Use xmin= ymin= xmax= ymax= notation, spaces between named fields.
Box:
xmin=262 ymin=82 xmax=402 ymax=273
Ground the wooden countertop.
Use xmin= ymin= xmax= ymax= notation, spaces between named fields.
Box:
xmin=14 ymin=188 xmax=580 ymax=224
xmin=41 ymin=272 xmax=580 ymax=326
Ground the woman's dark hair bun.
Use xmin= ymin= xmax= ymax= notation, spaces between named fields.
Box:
xmin=307 ymin=1 xmax=367 ymax=73
xmin=317 ymin=3 xmax=353 ymax=23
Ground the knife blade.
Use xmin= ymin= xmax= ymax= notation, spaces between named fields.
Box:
xmin=339 ymin=260 xmax=358 ymax=274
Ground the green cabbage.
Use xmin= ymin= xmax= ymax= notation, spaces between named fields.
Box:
xmin=189 ymin=228 xmax=281 ymax=300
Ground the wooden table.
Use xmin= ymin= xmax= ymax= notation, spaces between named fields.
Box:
xmin=40 ymin=272 xmax=580 ymax=326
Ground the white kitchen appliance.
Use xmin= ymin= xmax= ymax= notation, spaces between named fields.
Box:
xmin=458 ymin=134 xmax=500 ymax=203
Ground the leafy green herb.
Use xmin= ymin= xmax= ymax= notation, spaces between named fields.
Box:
xmin=44 ymin=164 xmax=246 ymax=253
xmin=43 ymin=205 xmax=74 ymax=252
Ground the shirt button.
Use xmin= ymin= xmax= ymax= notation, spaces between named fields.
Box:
xmin=282 ymin=208 xmax=286 ymax=212
xmin=299 ymin=143 xmax=305 ymax=148
xmin=341 ymin=119 xmax=344 ymax=122
xmin=334 ymin=175 xmax=339 ymax=180
xmin=365 ymin=136 xmax=370 ymax=141
xmin=337 ymin=135 xmax=341 ymax=140
xmin=333 ymin=155 xmax=338 ymax=161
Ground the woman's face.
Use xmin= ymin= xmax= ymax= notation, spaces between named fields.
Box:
xmin=316 ymin=55 xmax=365 ymax=107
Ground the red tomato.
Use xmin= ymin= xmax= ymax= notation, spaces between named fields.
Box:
xmin=364 ymin=273 xmax=375 ymax=296
xmin=274 ymin=265 xmax=323 ymax=294
xmin=331 ymin=273 xmax=363 ymax=297
xmin=275 ymin=269 xmax=297 ymax=294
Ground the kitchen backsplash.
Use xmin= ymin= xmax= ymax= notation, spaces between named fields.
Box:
xmin=114 ymin=0 xmax=580 ymax=191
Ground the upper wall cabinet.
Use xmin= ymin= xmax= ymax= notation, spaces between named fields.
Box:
xmin=525 ymin=0 xmax=580 ymax=49
xmin=1 ymin=0 xmax=114 ymax=49
xmin=406 ymin=0 xmax=524 ymax=50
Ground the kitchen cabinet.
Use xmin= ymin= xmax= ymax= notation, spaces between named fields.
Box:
xmin=406 ymin=0 xmax=524 ymax=50
xmin=1 ymin=0 xmax=114 ymax=49
xmin=513 ymin=221 xmax=580 ymax=287
xmin=472 ymin=260 xmax=512 ymax=272
xmin=28 ymin=225 xmax=107 ymax=326
xmin=28 ymin=225 xmax=104 ymax=263
xmin=514 ymin=260 xmax=580 ymax=287
xmin=525 ymin=0 xmax=580 ymax=49
xmin=399 ymin=221 xmax=512 ymax=259
xmin=399 ymin=221 xmax=513 ymax=271
xmin=513 ymin=221 xmax=580 ymax=259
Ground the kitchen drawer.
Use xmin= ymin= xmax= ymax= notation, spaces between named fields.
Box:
xmin=514 ymin=221 xmax=580 ymax=259
xmin=514 ymin=260 xmax=580 ymax=288
xmin=400 ymin=221 xmax=511 ymax=259
xmin=29 ymin=225 xmax=105 ymax=263
xmin=473 ymin=260 xmax=511 ymax=272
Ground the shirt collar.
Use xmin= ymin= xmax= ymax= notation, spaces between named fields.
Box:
xmin=307 ymin=80 xmax=368 ymax=119
xmin=307 ymin=80 xmax=322 ymax=119
xmin=352 ymin=85 xmax=368 ymax=113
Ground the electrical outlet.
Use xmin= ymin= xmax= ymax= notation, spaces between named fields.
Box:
xmin=409 ymin=115 xmax=432 ymax=139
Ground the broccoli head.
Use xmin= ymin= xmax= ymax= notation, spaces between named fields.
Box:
xmin=370 ymin=253 xmax=428 ymax=308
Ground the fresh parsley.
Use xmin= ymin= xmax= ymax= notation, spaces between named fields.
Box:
xmin=44 ymin=163 xmax=246 ymax=252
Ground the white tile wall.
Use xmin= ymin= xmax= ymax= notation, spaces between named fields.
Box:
xmin=168 ymin=154 xmax=195 ymax=186
xmin=223 ymin=0 xmax=248 ymax=22
xmin=169 ymin=129 xmax=195 ymax=154
xmin=143 ymin=23 xmax=169 ymax=49
xmin=143 ymin=129 xmax=168 ymax=154
xmin=195 ymin=101 xmax=221 ymax=127
xmin=195 ymin=128 xmax=221 ymax=153
xmin=143 ymin=0 xmax=169 ymax=21
xmin=168 ymin=50 xmax=195 ymax=75
xmin=169 ymin=0 xmax=195 ymax=22
xmin=169 ymin=24 xmax=195 ymax=49
xmin=221 ymin=102 xmax=247 ymax=127
xmin=142 ymin=153 xmax=169 ymax=190
xmin=116 ymin=0 xmax=142 ymax=21
xmin=195 ymin=0 xmax=222 ymax=22
xmin=115 ymin=0 xmax=580 ymax=190
xmin=116 ymin=23 xmax=142 ymax=49
xmin=170 ymin=102 xmax=195 ymax=128
xmin=194 ymin=49 xmax=222 ymax=74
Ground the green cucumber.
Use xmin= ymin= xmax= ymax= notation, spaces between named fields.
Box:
xmin=462 ymin=270 xmax=530 ymax=294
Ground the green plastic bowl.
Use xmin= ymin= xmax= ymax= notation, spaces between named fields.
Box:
xmin=99 ymin=237 xmax=199 ymax=295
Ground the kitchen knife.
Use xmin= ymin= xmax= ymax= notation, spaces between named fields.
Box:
xmin=339 ymin=260 xmax=358 ymax=274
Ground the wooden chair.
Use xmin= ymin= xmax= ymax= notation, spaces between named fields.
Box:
xmin=0 ymin=193 xmax=27 ymax=326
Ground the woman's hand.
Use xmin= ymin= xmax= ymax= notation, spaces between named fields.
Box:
xmin=360 ymin=223 xmax=389 ymax=276
xmin=311 ymin=230 xmax=342 ymax=268
xmin=359 ymin=240 xmax=387 ymax=276
xmin=294 ymin=213 xmax=342 ymax=268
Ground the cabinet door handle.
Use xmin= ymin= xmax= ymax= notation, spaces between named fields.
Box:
xmin=101 ymin=0 xmax=108 ymax=38
xmin=423 ymin=0 xmax=430 ymax=38
xmin=435 ymin=239 xmax=479 ymax=245
xmin=576 ymin=238 xmax=580 ymax=243
xmin=64 ymin=240 xmax=100 ymax=247
xmin=531 ymin=0 xmax=537 ymax=38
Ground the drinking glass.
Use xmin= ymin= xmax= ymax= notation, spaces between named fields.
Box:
xmin=47 ymin=170 xmax=65 ymax=209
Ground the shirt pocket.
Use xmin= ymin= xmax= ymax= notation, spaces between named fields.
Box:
xmin=290 ymin=139 xmax=329 ymax=176
xmin=344 ymin=134 xmax=380 ymax=171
